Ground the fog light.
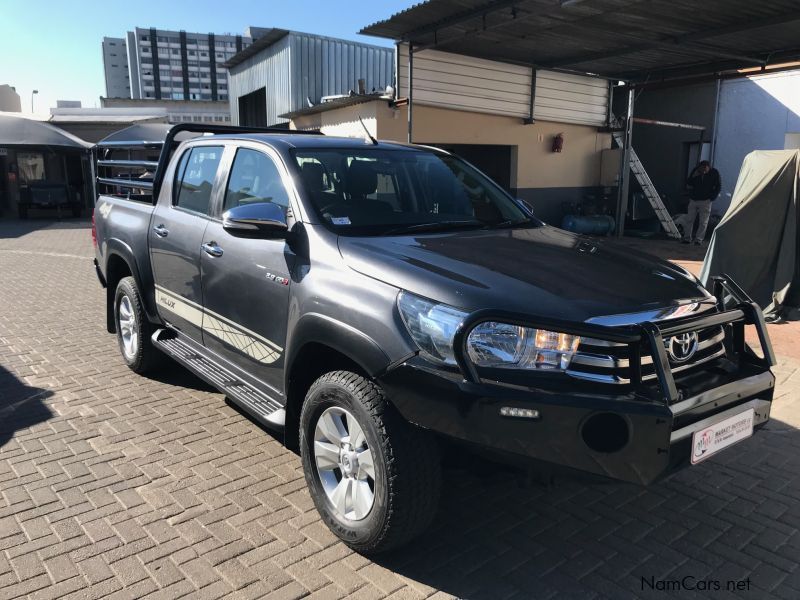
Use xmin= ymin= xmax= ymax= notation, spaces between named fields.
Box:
xmin=499 ymin=406 xmax=540 ymax=419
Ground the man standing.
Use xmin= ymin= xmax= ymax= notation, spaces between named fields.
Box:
xmin=682 ymin=160 xmax=721 ymax=245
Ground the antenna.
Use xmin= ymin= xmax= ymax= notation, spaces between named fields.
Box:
xmin=357 ymin=116 xmax=378 ymax=145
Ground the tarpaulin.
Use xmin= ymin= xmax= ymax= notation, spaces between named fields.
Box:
xmin=0 ymin=113 xmax=91 ymax=149
xmin=700 ymin=150 xmax=799 ymax=319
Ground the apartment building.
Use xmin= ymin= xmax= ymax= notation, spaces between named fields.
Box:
xmin=123 ymin=27 xmax=252 ymax=102
xmin=101 ymin=37 xmax=130 ymax=98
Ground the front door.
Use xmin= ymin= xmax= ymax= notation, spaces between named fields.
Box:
xmin=150 ymin=144 xmax=224 ymax=341
xmin=200 ymin=145 xmax=296 ymax=396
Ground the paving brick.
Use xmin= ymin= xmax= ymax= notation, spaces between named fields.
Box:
xmin=109 ymin=555 xmax=148 ymax=587
xmin=76 ymin=556 xmax=115 ymax=585
xmin=2 ymin=219 xmax=800 ymax=600
xmin=144 ymin=557 xmax=184 ymax=588
xmin=43 ymin=554 xmax=80 ymax=583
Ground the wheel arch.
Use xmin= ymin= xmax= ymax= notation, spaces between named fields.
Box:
xmin=103 ymin=239 xmax=158 ymax=332
xmin=283 ymin=314 xmax=393 ymax=452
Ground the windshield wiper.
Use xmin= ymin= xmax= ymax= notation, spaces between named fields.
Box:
xmin=485 ymin=218 xmax=534 ymax=229
xmin=383 ymin=220 xmax=483 ymax=235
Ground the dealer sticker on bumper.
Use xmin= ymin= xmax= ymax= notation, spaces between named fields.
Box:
xmin=691 ymin=408 xmax=755 ymax=464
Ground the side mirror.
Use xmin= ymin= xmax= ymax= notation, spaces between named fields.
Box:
xmin=222 ymin=202 xmax=288 ymax=237
xmin=517 ymin=198 xmax=534 ymax=215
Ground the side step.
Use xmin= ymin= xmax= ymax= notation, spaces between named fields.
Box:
xmin=152 ymin=329 xmax=286 ymax=427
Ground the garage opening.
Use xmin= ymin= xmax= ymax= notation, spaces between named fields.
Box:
xmin=433 ymin=144 xmax=512 ymax=193
xmin=238 ymin=88 xmax=268 ymax=127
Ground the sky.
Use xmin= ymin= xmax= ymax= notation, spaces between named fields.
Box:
xmin=0 ymin=0 xmax=413 ymax=115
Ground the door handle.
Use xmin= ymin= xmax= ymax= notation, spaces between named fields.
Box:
xmin=201 ymin=242 xmax=224 ymax=257
xmin=152 ymin=224 xmax=169 ymax=238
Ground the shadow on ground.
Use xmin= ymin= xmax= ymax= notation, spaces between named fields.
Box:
xmin=0 ymin=364 xmax=53 ymax=448
xmin=375 ymin=421 xmax=800 ymax=599
xmin=147 ymin=356 xmax=218 ymax=393
xmin=0 ymin=217 xmax=91 ymax=239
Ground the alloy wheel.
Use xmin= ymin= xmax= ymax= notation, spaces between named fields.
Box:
xmin=313 ymin=406 xmax=376 ymax=521
xmin=118 ymin=295 xmax=138 ymax=359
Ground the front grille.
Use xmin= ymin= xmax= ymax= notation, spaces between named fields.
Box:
xmin=566 ymin=325 xmax=726 ymax=385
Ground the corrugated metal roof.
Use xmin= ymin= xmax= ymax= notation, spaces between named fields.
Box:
xmin=280 ymin=92 xmax=389 ymax=119
xmin=361 ymin=0 xmax=800 ymax=82
xmin=223 ymin=28 xmax=291 ymax=69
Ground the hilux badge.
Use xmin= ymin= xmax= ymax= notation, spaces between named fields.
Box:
xmin=667 ymin=332 xmax=699 ymax=362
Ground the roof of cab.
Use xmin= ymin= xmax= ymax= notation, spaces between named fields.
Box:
xmin=193 ymin=132 xmax=419 ymax=151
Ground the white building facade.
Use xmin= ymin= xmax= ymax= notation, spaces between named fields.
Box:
xmin=103 ymin=27 xmax=254 ymax=103
xmin=101 ymin=37 xmax=130 ymax=98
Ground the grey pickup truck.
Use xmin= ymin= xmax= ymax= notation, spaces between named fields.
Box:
xmin=93 ymin=124 xmax=777 ymax=553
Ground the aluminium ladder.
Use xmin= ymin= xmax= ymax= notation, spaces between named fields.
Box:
xmin=611 ymin=116 xmax=681 ymax=239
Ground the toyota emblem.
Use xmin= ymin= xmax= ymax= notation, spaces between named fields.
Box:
xmin=666 ymin=332 xmax=699 ymax=363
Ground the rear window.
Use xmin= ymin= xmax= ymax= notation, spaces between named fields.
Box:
xmin=173 ymin=146 xmax=223 ymax=215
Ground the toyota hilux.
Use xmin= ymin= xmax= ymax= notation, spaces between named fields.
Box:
xmin=92 ymin=124 xmax=776 ymax=553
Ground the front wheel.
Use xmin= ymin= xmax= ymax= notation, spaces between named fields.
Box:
xmin=300 ymin=371 xmax=441 ymax=554
xmin=114 ymin=276 xmax=160 ymax=374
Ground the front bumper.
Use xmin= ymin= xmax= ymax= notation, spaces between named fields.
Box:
xmin=380 ymin=276 xmax=777 ymax=486
xmin=380 ymin=359 xmax=773 ymax=485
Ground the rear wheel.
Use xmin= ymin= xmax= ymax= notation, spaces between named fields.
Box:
xmin=114 ymin=276 xmax=160 ymax=374
xmin=300 ymin=371 xmax=441 ymax=554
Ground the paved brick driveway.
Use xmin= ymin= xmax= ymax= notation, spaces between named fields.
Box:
xmin=1 ymin=219 xmax=799 ymax=600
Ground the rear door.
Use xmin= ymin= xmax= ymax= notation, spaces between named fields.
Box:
xmin=199 ymin=143 xmax=297 ymax=395
xmin=150 ymin=143 xmax=224 ymax=341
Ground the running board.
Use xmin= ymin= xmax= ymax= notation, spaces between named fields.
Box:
xmin=152 ymin=329 xmax=286 ymax=427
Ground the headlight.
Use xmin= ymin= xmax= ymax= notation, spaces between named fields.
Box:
xmin=398 ymin=291 xmax=580 ymax=371
xmin=467 ymin=322 xmax=580 ymax=370
xmin=397 ymin=292 xmax=467 ymax=365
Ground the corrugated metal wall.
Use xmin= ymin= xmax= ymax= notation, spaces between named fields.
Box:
xmin=294 ymin=33 xmax=394 ymax=102
xmin=229 ymin=32 xmax=394 ymax=126
xmin=397 ymin=44 xmax=608 ymax=127
xmin=228 ymin=36 xmax=292 ymax=126
xmin=533 ymin=70 xmax=608 ymax=126
xmin=398 ymin=45 xmax=532 ymax=118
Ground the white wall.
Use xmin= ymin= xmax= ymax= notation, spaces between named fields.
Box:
xmin=533 ymin=70 xmax=608 ymax=126
xmin=397 ymin=44 xmax=609 ymax=126
xmin=398 ymin=44 xmax=532 ymax=118
xmin=714 ymin=70 xmax=800 ymax=214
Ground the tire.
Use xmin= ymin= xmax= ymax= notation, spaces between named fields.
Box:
xmin=300 ymin=371 xmax=441 ymax=554
xmin=114 ymin=276 xmax=160 ymax=374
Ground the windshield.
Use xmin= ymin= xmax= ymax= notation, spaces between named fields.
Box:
xmin=292 ymin=147 xmax=535 ymax=235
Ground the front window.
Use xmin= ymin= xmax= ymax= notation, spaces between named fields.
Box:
xmin=223 ymin=148 xmax=290 ymax=213
xmin=292 ymin=148 xmax=534 ymax=235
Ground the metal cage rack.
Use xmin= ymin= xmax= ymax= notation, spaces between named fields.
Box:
xmin=93 ymin=123 xmax=321 ymax=204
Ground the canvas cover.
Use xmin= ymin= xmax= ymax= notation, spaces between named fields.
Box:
xmin=96 ymin=123 xmax=199 ymax=147
xmin=700 ymin=150 xmax=799 ymax=319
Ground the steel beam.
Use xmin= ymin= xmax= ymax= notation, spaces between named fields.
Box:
xmin=407 ymin=43 xmax=414 ymax=144
xmin=615 ymin=87 xmax=634 ymax=238
xmin=632 ymin=117 xmax=705 ymax=131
